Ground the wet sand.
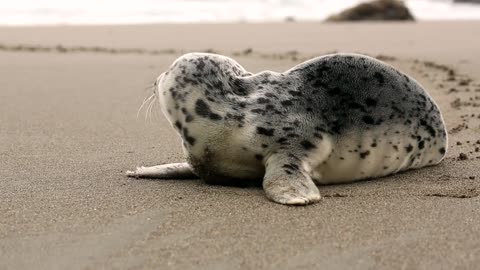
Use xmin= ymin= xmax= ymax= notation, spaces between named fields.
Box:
xmin=0 ymin=22 xmax=479 ymax=269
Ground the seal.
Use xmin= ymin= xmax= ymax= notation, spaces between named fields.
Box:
xmin=127 ymin=53 xmax=448 ymax=205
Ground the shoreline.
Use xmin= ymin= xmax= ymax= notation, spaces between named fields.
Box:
xmin=1 ymin=21 xmax=478 ymax=69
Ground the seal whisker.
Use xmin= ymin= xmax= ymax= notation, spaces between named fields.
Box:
xmin=143 ymin=85 xmax=155 ymax=91
xmin=137 ymin=93 xmax=155 ymax=120
xmin=150 ymin=95 xmax=158 ymax=123
xmin=145 ymin=94 xmax=156 ymax=123
xmin=150 ymin=95 xmax=161 ymax=122
xmin=148 ymin=98 xmax=155 ymax=123
xmin=144 ymin=96 xmax=153 ymax=122
xmin=137 ymin=95 xmax=153 ymax=120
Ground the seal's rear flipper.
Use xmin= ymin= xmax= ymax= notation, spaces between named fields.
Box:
xmin=126 ymin=162 xmax=198 ymax=179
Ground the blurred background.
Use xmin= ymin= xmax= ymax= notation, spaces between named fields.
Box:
xmin=1 ymin=0 xmax=480 ymax=25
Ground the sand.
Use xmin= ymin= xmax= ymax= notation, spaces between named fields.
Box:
xmin=0 ymin=22 xmax=479 ymax=270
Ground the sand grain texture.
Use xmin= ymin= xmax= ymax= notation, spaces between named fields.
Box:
xmin=0 ymin=22 xmax=479 ymax=270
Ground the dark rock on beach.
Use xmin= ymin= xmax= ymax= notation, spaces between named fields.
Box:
xmin=454 ymin=0 xmax=480 ymax=3
xmin=326 ymin=0 xmax=415 ymax=22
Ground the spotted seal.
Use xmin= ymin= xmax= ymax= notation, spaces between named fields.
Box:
xmin=127 ymin=53 xmax=448 ymax=205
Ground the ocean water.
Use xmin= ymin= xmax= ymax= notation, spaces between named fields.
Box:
xmin=1 ymin=0 xmax=480 ymax=25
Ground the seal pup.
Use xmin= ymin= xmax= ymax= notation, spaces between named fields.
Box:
xmin=127 ymin=53 xmax=448 ymax=205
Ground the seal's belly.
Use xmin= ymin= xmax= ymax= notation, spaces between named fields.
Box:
xmin=310 ymin=128 xmax=447 ymax=184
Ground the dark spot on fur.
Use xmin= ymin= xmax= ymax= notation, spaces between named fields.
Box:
xmin=359 ymin=151 xmax=370 ymax=159
xmin=288 ymin=90 xmax=302 ymax=96
xmin=281 ymin=100 xmax=293 ymax=106
xmin=195 ymin=99 xmax=222 ymax=121
xmin=251 ymin=108 xmax=265 ymax=114
xmin=282 ymin=164 xmax=299 ymax=171
xmin=209 ymin=113 xmax=222 ymax=120
xmin=182 ymin=128 xmax=196 ymax=146
xmin=234 ymin=114 xmax=245 ymax=122
xmin=362 ymin=115 xmax=375 ymax=125
xmin=257 ymin=97 xmax=270 ymax=104
xmin=257 ymin=127 xmax=275 ymax=136
xmin=300 ymin=140 xmax=316 ymax=150
xmin=405 ymin=144 xmax=413 ymax=153
xmin=265 ymin=104 xmax=275 ymax=110
xmin=290 ymin=163 xmax=299 ymax=170
xmin=185 ymin=114 xmax=194 ymax=122
xmin=418 ymin=141 xmax=425 ymax=149
xmin=439 ymin=147 xmax=446 ymax=154
xmin=312 ymin=80 xmax=327 ymax=88
xmin=365 ymin=98 xmax=377 ymax=107
xmin=197 ymin=58 xmax=205 ymax=71
xmin=373 ymin=72 xmax=385 ymax=85
xmin=420 ymin=119 xmax=437 ymax=137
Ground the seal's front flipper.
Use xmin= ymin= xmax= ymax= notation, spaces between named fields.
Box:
xmin=126 ymin=162 xmax=198 ymax=179
xmin=262 ymin=154 xmax=321 ymax=205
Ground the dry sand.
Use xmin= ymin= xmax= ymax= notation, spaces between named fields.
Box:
xmin=0 ymin=22 xmax=479 ymax=270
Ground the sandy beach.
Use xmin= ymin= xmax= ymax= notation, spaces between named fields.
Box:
xmin=0 ymin=22 xmax=479 ymax=269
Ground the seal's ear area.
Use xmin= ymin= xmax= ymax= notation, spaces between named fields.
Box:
xmin=229 ymin=77 xmax=254 ymax=96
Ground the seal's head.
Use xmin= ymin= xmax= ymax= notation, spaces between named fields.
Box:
xmin=153 ymin=54 xmax=254 ymax=149
xmin=152 ymin=53 xmax=266 ymax=184
xmin=155 ymin=53 xmax=254 ymax=130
